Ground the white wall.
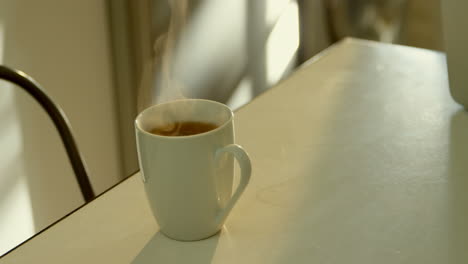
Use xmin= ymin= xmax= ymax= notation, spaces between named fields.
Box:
xmin=0 ymin=0 xmax=121 ymax=254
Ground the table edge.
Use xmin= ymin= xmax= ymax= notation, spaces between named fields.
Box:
xmin=0 ymin=169 xmax=140 ymax=259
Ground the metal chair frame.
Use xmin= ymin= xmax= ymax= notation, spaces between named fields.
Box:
xmin=0 ymin=65 xmax=95 ymax=202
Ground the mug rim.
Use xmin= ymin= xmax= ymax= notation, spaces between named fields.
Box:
xmin=135 ymin=99 xmax=234 ymax=139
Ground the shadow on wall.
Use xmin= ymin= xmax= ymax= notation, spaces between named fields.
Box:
xmin=11 ymin=89 xmax=84 ymax=232
xmin=0 ymin=0 xmax=125 ymax=249
xmin=0 ymin=0 xmax=83 ymax=251
xmin=142 ymin=0 xmax=301 ymax=111
xmin=0 ymin=3 xmax=77 ymax=255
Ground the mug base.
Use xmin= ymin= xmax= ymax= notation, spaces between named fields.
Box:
xmin=160 ymin=228 xmax=222 ymax=242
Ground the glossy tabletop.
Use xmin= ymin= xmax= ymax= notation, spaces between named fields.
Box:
xmin=2 ymin=38 xmax=467 ymax=263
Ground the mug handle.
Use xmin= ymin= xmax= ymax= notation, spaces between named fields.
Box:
xmin=214 ymin=144 xmax=252 ymax=226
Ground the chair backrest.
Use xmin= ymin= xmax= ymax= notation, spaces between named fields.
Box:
xmin=0 ymin=65 xmax=95 ymax=202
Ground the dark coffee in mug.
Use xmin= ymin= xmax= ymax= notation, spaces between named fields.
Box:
xmin=150 ymin=121 xmax=218 ymax=136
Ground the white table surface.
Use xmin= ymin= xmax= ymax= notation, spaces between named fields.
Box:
xmin=2 ymin=38 xmax=468 ymax=264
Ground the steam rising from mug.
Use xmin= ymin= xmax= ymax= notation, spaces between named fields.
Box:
xmin=137 ymin=0 xmax=189 ymax=112
xmin=136 ymin=0 xmax=243 ymax=121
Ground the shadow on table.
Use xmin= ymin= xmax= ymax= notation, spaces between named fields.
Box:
xmin=132 ymin=231 xmax=220 ymax=264
xmin=448 ymin=110 xmax=468 ymax=263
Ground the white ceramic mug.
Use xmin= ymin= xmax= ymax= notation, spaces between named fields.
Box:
xmin=135 ymin=99 xmax=251 ymax=241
